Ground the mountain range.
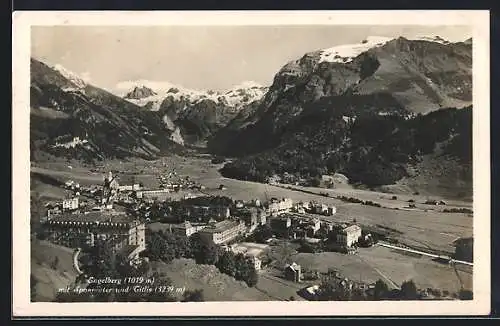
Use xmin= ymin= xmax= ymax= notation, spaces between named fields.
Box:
xmin=30 ymin=35 xmax=473 ymax=197
xmin=209 ymin=36 xmax=472 ymax=197
xmin=30 ymin=58 xmax=184 ymax=163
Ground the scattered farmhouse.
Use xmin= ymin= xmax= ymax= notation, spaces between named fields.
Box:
xmin=337 ymin=224 xmax=362 ymax=248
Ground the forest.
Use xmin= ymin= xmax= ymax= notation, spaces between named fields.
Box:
xmin=220 ymin=106 xmax=472 ymax=187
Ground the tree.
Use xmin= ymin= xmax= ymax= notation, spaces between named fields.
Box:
xmin=30 ymin=191 xmax=45 ymax=238
xmin=217 ymin=251 xmax=237 ymax=277
xmin=191 ymin=234 xmax=220 ymax=265
xmin=316 ymin=280 xmax=352 ymax=301
xmin=254 ymin=225 xmax=273 ymax=243
xmin=233 ymin=253 xmax=250 ymax=281
xmin=80 ymin=240 xmax=122 ymax=279
xmin=182 ymin=289 xmax=205 ymax=302
xmin=373 ymin=279 xmax=389 ymax=300
xmin=400 ymin=280 xmax=418 ymax=300
xmin=145 ymin=232 xmax=169 ymax=261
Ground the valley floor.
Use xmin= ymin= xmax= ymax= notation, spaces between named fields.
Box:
xmin=30 ymin=153 xmax=474 ymax=301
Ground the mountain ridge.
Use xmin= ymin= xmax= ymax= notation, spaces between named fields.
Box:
xmin=30 ymin=58 xmax=185 ymax=163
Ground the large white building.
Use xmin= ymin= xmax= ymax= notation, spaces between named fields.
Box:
xmin=198 ymin=220 xmax=247 ymax=245
xmin=44 ymin=212 xmax=146 ymax=260
xmin=337 ymin=225 xmax=362 ymax=247
xmin=62 ymin=197 xmax=79 ymax=211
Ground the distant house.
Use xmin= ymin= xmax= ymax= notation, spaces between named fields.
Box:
xmin=337 ymin=224 xmax=362 ymax=248
xmin=306 ymin=219 xmax=321 ymax=237
xmin=310 ymin=202 xmax=336 ymax=216
xmin=284 ymin=262 xmax=302 ymax=282
xmin=267 ymin=198 xmax=293 ymax=216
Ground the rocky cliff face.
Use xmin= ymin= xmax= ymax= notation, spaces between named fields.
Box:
xmin=124 ymin=86 xmax=157 ymax=99
xmin=209 ymin=36 xmax=472 ymax=193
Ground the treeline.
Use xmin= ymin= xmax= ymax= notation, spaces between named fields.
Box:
xmin=219 ymin=106 xmax=472 ymax=187
xmin=145 ymin=230 xmax=258 ymax=287
xmin=315 ymin=278 xmax=473 ymax=301
xmin=336 ymin=196 xmax=382 ymax=207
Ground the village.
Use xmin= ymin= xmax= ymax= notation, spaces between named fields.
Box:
xmin=34 ymin=162 xmax=474 ymax=302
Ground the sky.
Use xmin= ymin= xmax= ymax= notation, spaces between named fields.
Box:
xmin=31 ymin=25 xmax=472 ymax=92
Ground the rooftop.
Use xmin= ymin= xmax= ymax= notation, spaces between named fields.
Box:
xmin=342 ymin=224 xmax=362 ymax=234
xmin=286 ymin=262 xmax=301 ymax=271
xmin=47 ymin=211 xmax=137 ymax=224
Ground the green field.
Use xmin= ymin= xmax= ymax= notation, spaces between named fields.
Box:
xmin=288 ymin=246 xmax=472 ymax=294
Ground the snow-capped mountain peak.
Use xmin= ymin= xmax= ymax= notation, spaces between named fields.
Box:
xmin=318 ymin=35 xmax=456 ymax=64
xmin=118 ymin=80 xmax=268 ymax=111
xmin=51 ymin=64 xmax=88 ymax=89
xmin=124 ymin=85 xmax=158 ymax=99
xmin=411 ymin=35 xmax=452 ymax=45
